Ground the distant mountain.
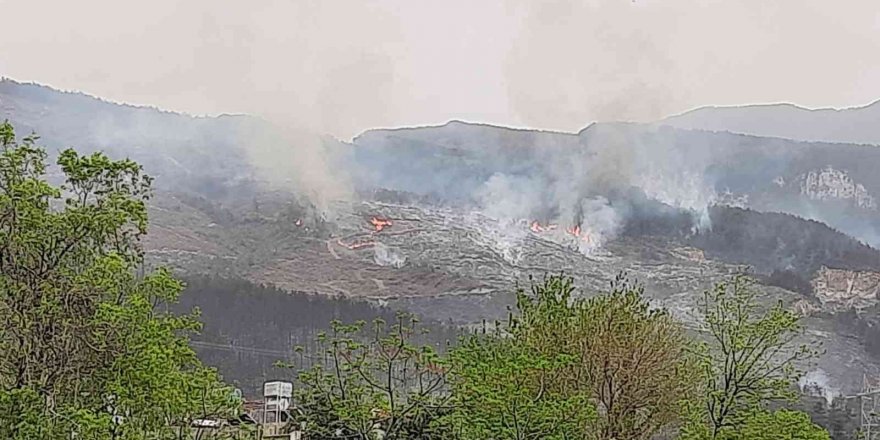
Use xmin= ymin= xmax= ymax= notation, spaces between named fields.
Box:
xmin=356 ymin=120 xmax=880 ymax=247
xmin=6 ymin=78 xmax=880 ymax=246
xmin=661 ymin=101 xmax=880 ymax=145
xmin=0 ymin=78 xmax=316 ymax=200
xmin=4 ymin=78 xmax=880 ymax=396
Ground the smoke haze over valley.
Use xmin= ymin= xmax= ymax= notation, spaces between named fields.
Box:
xmin=3 ymin=3 xmax=880 ymax=437
xmin=4 ymin=77 xmax=880 ymax=399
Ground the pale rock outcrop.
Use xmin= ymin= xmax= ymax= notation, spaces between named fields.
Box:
xmin=799 ymin=167 xmax=876 ymax=210
xmin=811 ymin=266 xmax=880 ymax=309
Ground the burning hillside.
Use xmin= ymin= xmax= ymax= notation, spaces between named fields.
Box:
xmin=370 ymin=216 xmax=393 ymax=232
xmin=5 ymin=81 xmax=880 ymax=397
xmin=141 ymin=187 xmax=880 ymax=396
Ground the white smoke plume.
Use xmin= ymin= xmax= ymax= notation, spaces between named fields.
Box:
xmin=373 ymin=242 xmax=407 ymax=268
xmin=476 ymin=173 xmax=545 ymax=221
xmin=236 ymin=122 xmax=355 ymax=221
xmin=574 ymin=196 xmax=621 ymax=253
xmin=638 ymin=170 xmax=716 ymax=232
xmin=468 ymin=215 xmax=529 ymax=265
xmin=463 ymin=123 xmax=717 ymax=256
xmin=799 ymin=369 xmax=839 ymax=406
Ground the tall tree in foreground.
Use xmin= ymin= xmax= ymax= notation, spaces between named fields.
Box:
xmin=578 ymin=276 xmax=697 ymax=440
xmin=682 ymin=275 xmax=827 ymax=440
xmin=450 ymin=328 xmax=593 ymax=440
xmin=450 ymin=274 xmax=696 ymax=440
xmin=284 ymin=313 xmax=452 ymax=440
xmin=0 ymin=122 xmax=237 ymax=439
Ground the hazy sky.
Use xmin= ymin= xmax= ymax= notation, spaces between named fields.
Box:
xmin=2 ymin=0 xmax=879 ymax=139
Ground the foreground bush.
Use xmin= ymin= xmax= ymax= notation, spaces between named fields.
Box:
xmin=0 ymin=122 xmax=237 ymax=439
xmin=290 ymin=273 xmax=829 ymax=440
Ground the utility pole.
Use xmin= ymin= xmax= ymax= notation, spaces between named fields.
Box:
xmin=856 ymin=375 xmax=880 ymax=440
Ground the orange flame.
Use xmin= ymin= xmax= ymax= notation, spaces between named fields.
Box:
xmin=530 ymin=221 xmax=543 ymax=233
xmin=529 ymin=221 xmax=557 ymax=233
xmin=566 ymin=224 xmax=593 ymax=243
xmin=370 ymin=217 xmax=393 ymax=232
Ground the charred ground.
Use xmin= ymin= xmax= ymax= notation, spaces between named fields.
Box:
xmin=4 ymin=79 xmax=880 ymax=397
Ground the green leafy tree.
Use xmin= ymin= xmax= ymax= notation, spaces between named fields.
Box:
xmin=680 ymin=408 xmax=830 ymax=440
xmin=286 ymin=313 xmax=451 ymax=439
xmin=450 ymin=274 xmax=695 ymax=440
xmin=578 ymin=276 xmax=697 ymax=440
xmin=450 ymin=332 xmax=593 ymax=440
xmin=0 ymin=122 xmax=238 ymax=439
xmin=691 ymin=275 xmax=823 ymax=438
xmin=729 ymin=409 xmax=829 ymax=440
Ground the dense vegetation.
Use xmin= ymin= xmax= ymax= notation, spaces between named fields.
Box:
xmin=620 ymin=193 xmax=880 ymax=292
xmin=0 ymin=122 xmax=238 ymax=439
xmin=175 ymin=275 xmax=460 ymax=396
xmin=286 ymin=273 xmax=830 ymax=440
xmin=692 ymin=206 xmax=880 ymax=277
xmin=0 ymin=122 xmax=844 ymax=438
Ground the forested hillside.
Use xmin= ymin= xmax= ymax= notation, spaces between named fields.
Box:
xmin=176 ymin=276 xmax=460 ymax=396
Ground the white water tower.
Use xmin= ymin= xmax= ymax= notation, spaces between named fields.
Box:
xmin=262 ymin=381 xmax=293 ymax=425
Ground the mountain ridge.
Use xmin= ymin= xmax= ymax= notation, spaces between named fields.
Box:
xmin=3 ymin=78 xmax=880 ymax=396
xmin=671 ymin=99 xmax=880 ymax=117
xmin=662 ymin=99 xmax=880 ymax=145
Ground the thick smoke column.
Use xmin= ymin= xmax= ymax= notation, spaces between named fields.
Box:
xmin=240 ymin=118 xmax=723 ymax=257
xmin=466 ymin=123 xmax=717 ymax=254
xmin=237 ymin=121 xmax=355 ymax=220
xmin=327 ymin=121 xmax=726 ymax=257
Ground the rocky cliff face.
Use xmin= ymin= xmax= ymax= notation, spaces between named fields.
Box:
xmin=799 ymin=167 xmax=876 ymax=210
xmin=812 ymin=266 xmax=880 ymax=309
